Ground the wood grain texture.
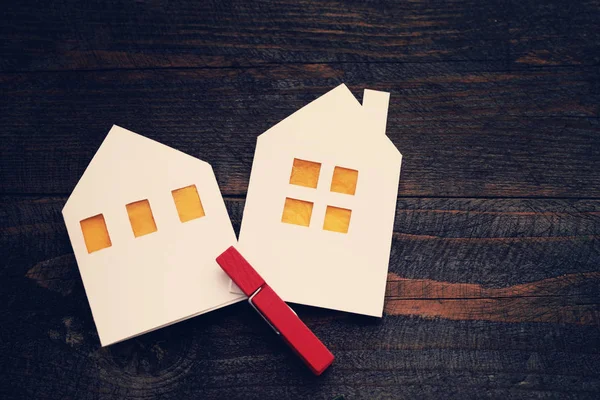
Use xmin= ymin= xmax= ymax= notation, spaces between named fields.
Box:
xmin=1 ymin=65 xmax=598 ymax=196
xmin=1 ymin=0 xmax=599 ymax=398
xmin=1 ymin=196 xmax=598 ymax=398
xmin=386 ymin=272 xmax=599 ymax=324
xmin=1 ymin=0 xmax=598 ymax=71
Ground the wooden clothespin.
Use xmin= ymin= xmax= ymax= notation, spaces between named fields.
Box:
xmin=216 ymin=246 xmax=335 ymax=375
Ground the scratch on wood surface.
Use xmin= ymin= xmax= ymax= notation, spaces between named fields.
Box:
xmin=25 ymin=254 xmax=77 ymax=296
xmin=514 ymin=50 xmax=568 ymax=66
xmin=62 ymin=316 xmax=84 ymax=347
xmin=385 ymin=272 xmax=600 ymax=325
xmin=393 ymin=232 xmax=600 ymax=243
xmin=25 ymin=254 xmax=599 ymax=326
xmin=47 ymin=316 xmax=85 ymax=347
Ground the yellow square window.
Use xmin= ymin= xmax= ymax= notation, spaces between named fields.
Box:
xmin=289 ymin=158 xmax=321 ymax=189
xmin=330 ymin=166 xmax=358 ymax=195
xmin=172 ymin=185 xmax=206 ymax=222
xmin=323 ymin=206 xmax=352 ymax=234
xmin=126 ymin=199 xmax=158 ymax=237
xmin=80 ymin=214 xmax=112 ymax=253
xmin=281 ymin=197 xmax=313 ymax=227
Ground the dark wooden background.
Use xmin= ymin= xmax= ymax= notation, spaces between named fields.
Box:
xmin=1 ymin=1 xmax=599 ymax=399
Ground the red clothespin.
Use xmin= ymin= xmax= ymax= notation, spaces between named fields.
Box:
xmin=216 ymin=246 xmax=334 ymax=375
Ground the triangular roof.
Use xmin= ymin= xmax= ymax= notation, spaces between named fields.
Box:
xmin=259 ymin=84 xmax=400 ymax=158
xmin=64 ymin=125 xmax=209 ymax=213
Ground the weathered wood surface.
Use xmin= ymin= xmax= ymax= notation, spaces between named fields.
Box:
xmin=1 ymin=0 xmax=599 ymax=398
xmin=1 ymin=65 xmax=599 ymax=197
xmin=1 ymin=196 xmax=599 ymax=399
xmin=2 ymin=0 xmax=599 ymax=71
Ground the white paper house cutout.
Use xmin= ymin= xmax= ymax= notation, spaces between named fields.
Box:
xmin=237 ymin=84 xmax=402 ymax=317
xmin=63 ymin=125 xmax=244 ymax=346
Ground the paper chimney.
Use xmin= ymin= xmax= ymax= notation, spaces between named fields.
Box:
xmin=236 ymin=84 xmax=402 ymax=317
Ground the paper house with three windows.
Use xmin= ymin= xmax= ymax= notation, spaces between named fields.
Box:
xmin=63 ymin=126 xmax=244 ymax=346
xmin=237 ymin=84 xmax=402 ymax=317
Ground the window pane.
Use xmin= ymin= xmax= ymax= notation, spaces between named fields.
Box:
xmin=281 ymin=197 xmax=313 ymax=227
xmin=126 ymin=200 xmax=158 ymax=237
xmin=172 ymin=185 xmax=205 ymax=222
xmin=330 ymin=166 xmax=358 ymax=195
xmin=323 ymin=206 xmax=352 ymax=233
xmin=289 ymin=158 xmax=321 ymax=189
xmin=80 ymin=214 xmax=112 ymax=253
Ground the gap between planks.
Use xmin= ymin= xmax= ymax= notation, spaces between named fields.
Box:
xmin=0 ymin=60 xmax=597 ymax=75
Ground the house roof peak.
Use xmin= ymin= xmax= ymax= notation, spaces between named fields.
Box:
xmin=329 ymin=84 xmax=390 ymax=136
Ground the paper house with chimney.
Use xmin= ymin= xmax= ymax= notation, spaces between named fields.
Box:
xmin=63 ymin=125 xmax=244 ymax=346
xmin=237 ymin=84 xmax=402 ymax=317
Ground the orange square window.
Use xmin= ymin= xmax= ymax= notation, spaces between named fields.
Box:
xmin=172 ymin=185 xmax=206 ymax=222
xmin=323 ymin=206 xmax=352 ymax=234
xmin=281 ymin=197 xmax=313 ymax=227
xmin=126 ymin=199 xmax=158 ymax=237
xmin=330 ymin=166 xmax=358 ymax=195
xmin=80 ymin=214 xmax=112 ymax=253
xmin=289 ymin=158 xmax=321 ymax=189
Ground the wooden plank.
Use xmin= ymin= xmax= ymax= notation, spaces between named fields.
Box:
xmin=1 ymin=0 xmax=598 ymax=72
xmin=1 ymin=196 xmax=598 ymax=398
xmin=1 ymin=290 xmax=599 ymax=399
xmin=509 ymin=0 xmax=600 ymax=67
xmin=2 ymin=306 xmax=600 ymax=399
xmin=1 ymin=64 xmax=598 ymax=196
xmin=389 ymin=198 xmax=600 ymax=287
xmin=3 ymin=195 xmax=598 ymax=305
